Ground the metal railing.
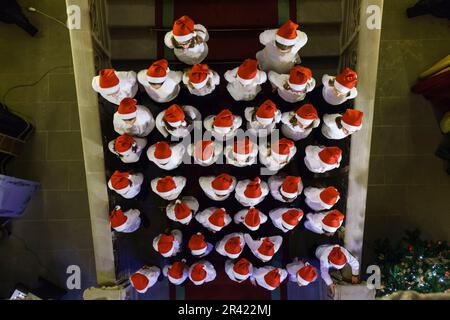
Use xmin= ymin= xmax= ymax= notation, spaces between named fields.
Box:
xmin=339 ymin=0 xmax=362 ymax=71
xmin=89 ymin=0 xmax=111 ymax=70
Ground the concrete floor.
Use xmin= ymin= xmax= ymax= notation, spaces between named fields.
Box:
xmin=363 ymin=0 xmax=450 ymax=265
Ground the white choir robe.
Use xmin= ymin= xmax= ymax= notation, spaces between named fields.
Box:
xmin=304 ymin=212 xmax=343 ymax=235
xmin=315 ymin=244 xmax=360 ymax=286
xmin=256 ymin=29 xmax=308 ymax=74
xmin=156 ymin=105 xmax=201 ymax=139
xmin=224 ymin=143 xmax=259 ymax=167
xmin=269 ymin=208 xmax=303 ymax=233
xmin=187 ymin=141 xmax=223 ymax=167
xmin=304 ymin=187 xmax=338 ymax=211
xmin=164 ymin=24 xmax=209 ymax=65
xmin=225 ymin=259 xmax=253 ymax=283
xmin=234 ymin=179 xmax=270 ymax=207
xmin=92 ymin=71 xmax=138 ymax=105
xmin=268 ymin=175 xmax=303 ymax=203
xmin=112 ymin=209 xmax=141 ymax=233
xmin=322 ymin=113 xmax=361 ymax=140
xmin=268 ymin=71 xmax=315 ymax=103
xmin=215 ymin=233 xmax=245 ymax=259
xmin=244 ymin=234 xmax=283 ymax=263
xmin=162 ymin=264 xmax=189 ymax=286
xmin=147 ymin=142 xmax=186 ymax=171
xmin=245 ymin=107 xmax=282 ymax=138
xmin=131 ymin=266 xmax=161 ymax=294
xmin=233 ymin=208 xmax=268 ymax=231
xmin=113 ymin=105 xmax=155 ymax=137
xmin=281 ymin=111 xmax=320 ymax=141
xmin=199 ymin=176 xmax=237 ymax=201
xmin=258 ymin=144 xmax=297 ymax=173
xmin=182 ymin=70 xmax=220 ymax=96
xmin=189 ymin=260 xmax=217 ymax=285
xmin=137 ymin=69 xmax=183 ymax=103
xmin=322 ymin=74 xmax=358 ymax=106
xmin=224 ymin=68 xmax=267 ymax=101
xmin=252 ymin=267 xmax=288 ymax=291
xmin=166 ymin=196 xmax=199 ymax=225
xmin=152 ymin=229 xmax=183 ymax=258
xmin=203 ymin=115 xmax=243 ymax=141
xmin=195 ymin=208 xmax=232 ymax=232
xmin=304 ymin=146 xmax=341 ymax=174
xmin=108 ymin=173 xmax=144 ymax=199
xmin=108 ymin=137 xmax=147 ymax=164
xmin=150 ymin=176 xmax=187 ymax=201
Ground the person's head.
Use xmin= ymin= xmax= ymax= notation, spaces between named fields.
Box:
xmin=98 ymin=69 xmax=120 ymax=96
xmin=147 ymin=59 xmax=168 ymax=88
xmin=275 ymin=41 xmax=294 ymax=52
xmin=172 ymin=15 xmax=196 ymax=49
xmin=275 ymin=20 xmax=299 ymax=52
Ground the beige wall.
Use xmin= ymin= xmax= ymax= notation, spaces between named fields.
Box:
xmin=363 ymin=0 xmax=450 ymax=264
xmin=0 ymin=0 xmax=95 ymax=298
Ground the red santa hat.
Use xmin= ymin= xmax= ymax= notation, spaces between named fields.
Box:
xmin=288 ymin=66 xmax=312 ymax=91
xmin=208 ymin=208 xmax=227 ymax=231
xmin=213 ymin=109 xmax=235 ymax=134
xmin=110 ymin=206 xmax=127 ymax=229
xmin=117 ymin=98 xmax=137 ymax=120
xmin=334 ymin=68 xmax=358 ymax=93
xmin=281 ymin=209 xmax=303 ymax=230
xmin=244 ymin=178 xmax=263 ymax=199
xmin=319 ymin=187 xmax=340 ymax=206
xmin=233 ymin=137 xmax=253 ymax=162
xmin=341 ymin=109 xmax=364 ymax=132
xmin=276 ymin=20 xmax=299 ymax=46
xmin=130 ymin=272 xmax=149 ymax=292
xmin=318 ymin=147 xmax=342 ymax=166
xmin=153 ymin=141 xmax=172 ymax=163
xmin=233 ymin=258 xmax=251 ymax=280
xmin=174 ymin=200 xmax=192 ymax=224
xmin=256 ymin=100 xmax=278 ymax=125
xmin=257 ymin=238 xmax=275 ymax=260
xmin=264 ymin=269 xmax=281 ymax=289
xmin=190 ymin=263 xmax=207 ymax=285
xmin=98 ymin=69 xmax=120 ymax=94
xmin=194 ymin=140 xmax=215 ymax=163
xmin=189 ymin=64 xmax=209 ymax=89
xmin=157 ymin=234 xmax=175 ymax=256
xmin=297 ymin=263 xmax=318 ymax=286
xmin=172 ymin=15 xmax=195 ymax=42
xmin=147 ymin=59 xmax=169 ymax=83
xmin=168 ymin=261 xmax=186 ymax=282
xmin=224 ymin=236 xmax=242 ymax=259
xmin=271 ymin=138 xmax=295 ymax=161
xmin=237 ymin=59 xmax=259 ymax=85
xmin=211 ymin=173 xmax=234 ymax=196
xmin=109 ymin=171 xmax=130 ymax=192
xmin=244 ymin=207 xmax=261 ymax=231
xmin=280 ymin=176 xmax=302 ymax=199
xmin=188 ymin=233 xmax=208 ymax=256
xmin=114 ymin=134 xmax=135 ymax=153
xmin=156 ymin=176 xmax=177 ymax=197
xmin=328 ymin=246 xmax=347 ymax=269
xmin=164 ymin=104 xmax=186 ymax=127
xmin=295 ymin=103 xmax=318 ymax=126
xmin=322 ymin=210 xmax=345 ymax=233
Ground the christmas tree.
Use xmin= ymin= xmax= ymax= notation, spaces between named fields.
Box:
xmin=374 ymin=229 xmax=450 ymax=296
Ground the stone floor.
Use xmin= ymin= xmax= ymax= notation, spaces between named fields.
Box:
xmin=363 ymin=0 xmax=450 ymax=265
xmin=0 ymin=0 xmax=96 ymax=299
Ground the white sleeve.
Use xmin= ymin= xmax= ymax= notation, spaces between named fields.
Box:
xmin=271 ymin=236 xmax=283 ymax=252
xmin=195 ymin=24 xmax=209 ymax=41
xmin=164 ymin=31 xmax=174 ymax=48
xmin=171 ymin=71 xmax=183 ymax=84
xmin=260 ymin=212 xmax=268 ymax=224
xmin=257 ymin=71 xmax=267 ymax=85
xmin=224 ymin=68 xmax=238 ymax=83
xmin=259 ymin=29 xmax=276 ymax=46
xmin=343 ymin=248 xmax=360 ymax=275
xmin=319 ymin=257 xmax=333 ymax=286
xmin=162 ymin=265 xmax=169 ymax=277
xmin=244 ymin=234 xmax=258 ymax=252
xmin=233 ymin=210 xmax=244 ymax=224
xmin=212 ymin=71 xmax=220 ymax=85
xmin=152 ymin=236 xmax=160 ymax=252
